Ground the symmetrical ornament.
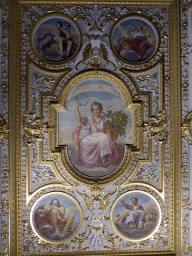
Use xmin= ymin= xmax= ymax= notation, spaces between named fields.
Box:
xmin=74 ymin=186 xmax=118 ymax=250
xmin=5 ymin=1 xmax=179 ymax=255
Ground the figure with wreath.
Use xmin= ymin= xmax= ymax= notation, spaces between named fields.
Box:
xmin=72 ymin=97 xmax=127 ymax=168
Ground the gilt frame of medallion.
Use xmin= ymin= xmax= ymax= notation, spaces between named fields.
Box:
xmin=8 ymin=0 xmax=181 ymax=256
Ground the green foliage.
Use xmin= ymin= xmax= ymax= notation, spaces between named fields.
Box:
xmin=103 ymin=110 xmax=128 ymax=137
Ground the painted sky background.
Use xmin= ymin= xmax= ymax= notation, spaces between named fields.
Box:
xmin=112 ymin=192 xmax=159 ymax=217
xmin=33 ymin=194 xmax=80 ymax=221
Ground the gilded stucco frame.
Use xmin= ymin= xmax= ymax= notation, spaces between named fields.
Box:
xmin=30 ymin=13 xmax=82 ymax=66
xmin=8 ymin=0 xmax=181 ymax=255
xmin=110 ymin=14 xmax=160 ymax=66
xmin=49 ymin=70 xmax=143 ymax=186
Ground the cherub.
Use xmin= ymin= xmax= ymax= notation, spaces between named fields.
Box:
xmin=74 ymin=186 xmax=118 ymax=250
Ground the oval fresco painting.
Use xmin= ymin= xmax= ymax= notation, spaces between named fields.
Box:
xmin=111 ymin=17 xmax=158 ymax=63
xmin=58 ymin=78 xmax=135 ymax=178
xmin=31 ymin=193 xmax=82 ymax=243
xmin=111 ymin=191 xmax=161 ymax=241
xmin=33 ymin=16 xmax=80 ymax=62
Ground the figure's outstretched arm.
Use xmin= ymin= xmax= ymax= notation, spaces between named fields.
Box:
xmin=75 ymin=101 xmax=86 ymax=123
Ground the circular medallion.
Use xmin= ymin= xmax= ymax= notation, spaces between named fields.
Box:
xmin=32 ymin=14 xmax=80 ymax=63
xmin=111 ymin=16 xmax=159 ymax=64
xmin=30 ymin=192 xmax=83 ymax=243
xmin=111 ymin=191 xmax=161 ymax=241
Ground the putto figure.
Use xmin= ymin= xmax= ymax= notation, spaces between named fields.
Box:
xmin=74 ymin=186 xmax=118 ymax=250
xmin=73 ymin=101 xmax=122 ymax=168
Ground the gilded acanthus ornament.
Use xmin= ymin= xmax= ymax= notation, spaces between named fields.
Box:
xmin=182 ymin=111 xmax=192 ymax=143
xmin=144 ymin=110 xmax=168 ymax=143
xmin=22 ymin=112 xmax=49 ymax=147
xmin=74 ymin=5 xmax=117 ymax=32
xmin=76 ymin=43 xmax=116 ymax=70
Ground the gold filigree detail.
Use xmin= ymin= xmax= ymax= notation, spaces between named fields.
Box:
xmin=76 ymin=43 xmax=116 ymax=71
xmin=103 ymin=234 xmax=122 ymax=250
xmin=90 ymin=185 xmax=102 ymax=197
xmin=0 ymin=115 xmax=9 ymax=143
xmin=182 ymin=111 xmax=192 ymax=143
xmin=101 ymin=187 xmax=118 ymax=213
xmin=23 ymin=240 xmax=36 ymax=253
xmin=76 ymin=42 xmax=92 ymax=69
xmin=0 ymin=248 xmax=8 ymax=256
xmin=90 ymin=47 xmax=102 ymax=70
xmin=36 ymin=240 xmax=53 ymax=253
xmin=32 ymin=167 xmax=57 ymax=185
xmin=75 ymin=186 xmax=117 ymax=213
xmin=182 ymin=2 xmax=192 ymax=12
xmin=22 ymin=112 xmax=49 ymax=146
xmin=71 ymin=235 xmax=89 ymax=250
xmin=55 ymin=244 xmax=70 ymax=251
xmin=88 ymin=224 xmax=105 ymax=234
xmin=144 ymin=110 xmax=168 ymax=143
xmin=136 ymin=166 xmax=159 ymax=182
xmin=183 ymin=243 xmax=192 ymax=254
xmin=100 ymin=43 xmax=116 ymax=70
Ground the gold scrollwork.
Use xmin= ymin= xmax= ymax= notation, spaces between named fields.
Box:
xmin=0 ymin=248 xmax=8 ymax=256
xmin=144 ymin=110 xmax=168 ymax=143
xmin=103 ymin=234 xmax=123 ymax=250
xmin=71 ymin=235 xmax=90 ymax=250
xmin=183 ymin=243 xmax=192 ymax=254
xmin=22 ymin=111 xmax=49 ymax=147
xmin=76 ymin=43 xmax=116 ymax=71
xmin=182 ymin=111 xmax=192 ymax=143
xmin=0 ymin=115 xmax=9 ymax=143
xmin=75 ymin=185 xmax=118 ymax=214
